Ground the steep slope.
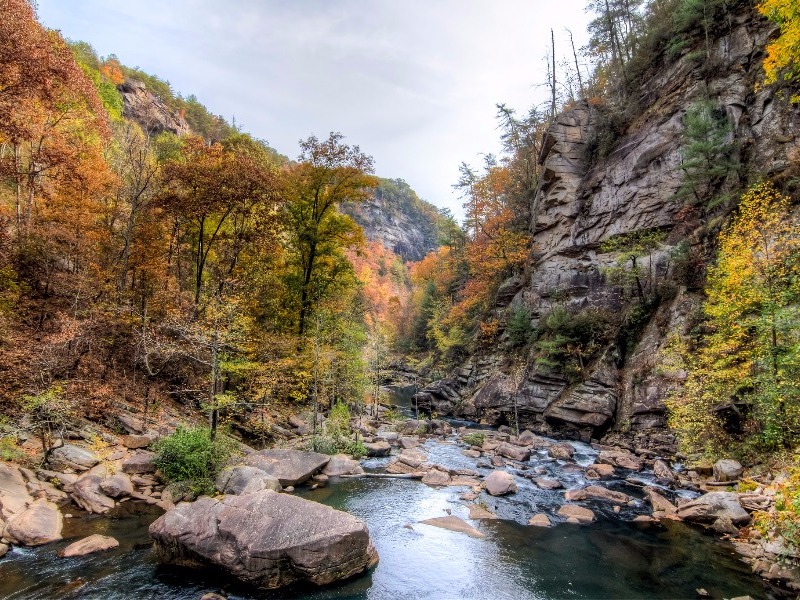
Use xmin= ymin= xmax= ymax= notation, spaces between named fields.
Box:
xmin=415 ymin=9 xmax=800 ymax=445
xmin=341 ymin=178 xmax=441 ymax=262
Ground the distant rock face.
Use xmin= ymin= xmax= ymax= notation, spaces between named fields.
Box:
xmin=149 ymin=490 xmax=378 ymax=590
xmin=416 ymin=10 xmax=800 ymax=443
xmin=119 ymin=80 xmax=192 ymax=137
xmin=341 ymin=178 xmax=439 ymax=262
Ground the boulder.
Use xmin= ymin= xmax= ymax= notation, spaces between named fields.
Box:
xmin=533 ymin=478 xmax=563 ymax=490
xmin=100 ymin=473 xmax=134 ymax=499
xmin=36 ymin=470 xmax=78 ymax=493
xmin=399 ymin=437 xmax=421 ymax=449
xmin=713 ymin=459 xmax=744 ymax=482
xmin=215 ymin=466 xmax=282 ymax=496
xmin=548 ymin=443 xmax=575 ymax=461
xmin=59 ymin=534 xmax=119 ymax=557
xmin=121 ymin=434 xmax=153 ymax=449
xmin=468 ymin=504 xmax=498 ymax=520
xmin=419 ymin=515 xmax=484 ymax=538
xmin=397 ymin=448 xmax=428 ymax=468
xmin=363 ymin=441 xmax=391 ymax=457
xmin=121 ymin=451 xmax=157 ymax=474
xmin=677 ymin=492 xmax=750 ymax=525
xmin=528 ymin=514 xmax=552 ymax=527
xmin=449 ymin=476 xmax=481 ymax=487
xmin=565 ymin=485 xmax=632 ymax=505
xmin=463 ymin=450 xmax=481 ymax=458
xmin=71 ymin=473 xmax=116 ymax=514
xmin=322 ymin=455 xmax=365 ymax=477
xmin=644 ymin=487 xmax=677 ymax=514
xmin=288 ymin=415 xmax=307 ymax=429
xmin=585 ymin=463 xmax=615 ymax=480
xmin=244 ymin=449 xmax=330 ymax=487
xmin=149 ymin=490 xmax=378 ymax=589
xmin=421 ymin=469 xmax=450 ymax=486
xmin=49 ymin=445 xmax=99 ymax=471
xmin=0 ymin=463 xmax=34 ymax=521
xmin=497 ymin=443 xmax=531 ymax=462
xmin=484 ymin=470 xmax=517 ymax=496
xmin=517 ymin=430 xmax=537 ymax=446
xmin=597 ymin=450 xmax=643 ymax=471
xmin=4 ymin=498 xmax=63 ymax=545
xmin=653 ymin=460 xmax=675 ymax=484
xmin=557 ymin=504 xmax=595 ymax=524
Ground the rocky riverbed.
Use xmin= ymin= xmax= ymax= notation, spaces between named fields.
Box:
xmin=0 ymin=413 xmax=788 ymax=599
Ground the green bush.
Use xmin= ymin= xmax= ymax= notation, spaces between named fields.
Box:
xmin=507 ymin=304 xmax=534 ymax=348
xmin=308 ymin=402 xmax=367 ymax=458
xmin=462 ymin=432 xmax=485 ymax=447
xmin=153 ymin=427 xmax=237 ymax=496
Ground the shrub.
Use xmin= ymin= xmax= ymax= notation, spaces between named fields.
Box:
xmin=153 ymin=427 xmax=237 ymax=496
xmin=507 ymin=304 xmax=534 ymax=348
xmin=308 ymin=402 xmax=366 ymax=458
xmin=462 ymin=432 xmax=485 ymax=447
xmin=754 ymin=469 xmax=800 ymax=555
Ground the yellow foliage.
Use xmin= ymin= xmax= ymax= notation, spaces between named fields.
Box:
xmin=758 ymin=0 xmax=800 ymax=101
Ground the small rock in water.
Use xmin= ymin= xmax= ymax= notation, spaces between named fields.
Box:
xmin=60 ymin=534 xmax=119 ymax=557
xmin=528 ymin=514 xmax=551 ymax=527
xmin=484 ymin=470 xmax=517 ymax=496
xmin=419 ymin=515 xmax=485 ymax=538
xmin=200 ymin=593 xmax=227 ymax=600
xmin=548 ymin=443 xmax=575 ymax=461
xmin=557 ymin=504 xmax=595 ymax=524
xmin=468 ymin=504 xmax=498 ymax=520
xmin=0 ymin=543 xmax=9 ymax=558
xmin=695 ymin=588 xmax=711 ymax=599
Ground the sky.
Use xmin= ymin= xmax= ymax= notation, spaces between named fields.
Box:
xmin=36 ymin=1 xmax=593 ymax=220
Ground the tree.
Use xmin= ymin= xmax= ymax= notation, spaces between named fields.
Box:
xmin=282 ymin=132 xmax=378 ymax=335
xmin=758 ymin=0 xmax=800 ymax=102
xmin=159 ymin=135 xmax=280 ymax=305
xmin=668 ymin=182 xmax=800 ymax=453
xmin=675 ymin=98 xmax=738 ymax=209
xmin=20 ymin=385 xmax=76 ymax=465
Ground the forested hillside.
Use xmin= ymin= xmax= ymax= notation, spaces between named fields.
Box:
xmin=0 ymin=0 xmax=438 ymax=457
xmin=406 ymin=0 xmax=800 ymax=461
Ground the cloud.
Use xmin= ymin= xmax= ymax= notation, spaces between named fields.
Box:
xmin=37 ymin=0 xmax=592 ymax=220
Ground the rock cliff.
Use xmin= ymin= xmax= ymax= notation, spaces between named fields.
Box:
xmin=342 ymin=178 xmax=440 ymax=262
xmin=118 ymin=79 xmax=192 ymax=137
xmin=415 ymin=10 xmax=800 ymax=445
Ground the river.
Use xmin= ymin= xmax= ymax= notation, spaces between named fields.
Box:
xmin=0 ymin=402 xmax=769 ymax=599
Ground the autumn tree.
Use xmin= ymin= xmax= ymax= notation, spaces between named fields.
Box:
xmin=282 ymin=132 xmax=378 ymax=335
xmin=668 ymin=182 xmax=800 ymax=454
xmin=758 ymin=0 xmax=800 ymax=102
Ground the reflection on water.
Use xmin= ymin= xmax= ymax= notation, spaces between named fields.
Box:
xmin=0 ymin=437 xmax=768 ymax=600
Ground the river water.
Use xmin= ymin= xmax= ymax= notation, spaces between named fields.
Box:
xmin=0 ymin=416 xmax=769 ymax=599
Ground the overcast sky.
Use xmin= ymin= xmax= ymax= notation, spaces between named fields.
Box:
xmin=37 ymin=1 xmax=593 ymax=220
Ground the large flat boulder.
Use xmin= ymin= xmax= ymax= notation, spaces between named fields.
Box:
xmin=121 ymin=451 xmax=157 ymax=474
xmin=322 ymin=454 xmax=365 ymax=477
xmin=49 ymin=445 xmax=99 ymax=471
xmin=149 ymin=490 xmax=378 ymax=589
xmin=677 ymin=491 xmax=750 ymax=525
xmin=4 ymin=498 xmax=63 ymax=546
xmin=244 ymin=449 xmax=330 ymax=487
xmin=215 ymin=466 xmax=282 ymax=495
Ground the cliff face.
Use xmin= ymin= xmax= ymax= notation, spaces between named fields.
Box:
xmin=342 ymin=178 xmax=440 ymax=263
xmin=415 ymin=11 xmax=800 ymax=444
xmin=118 ymin=79 xmax=192 ymax=137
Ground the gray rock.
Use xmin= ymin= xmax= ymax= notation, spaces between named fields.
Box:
xmin=71 ymin=474 xmax=115 ymax=514
xmin=533 ymin=478 xmax=563 ymax=490
xmin=653 ymin=460 xmax=675 ymax=484
xmin=215 ymin=466 xmax=282 ymax=495
xmin=565 ymin=485 xmax=632 ymax=505
xmin=484 ymin=470 xmax=517 ymax=496
xmin=677 ymin=492 xmax=750 ymax=525
xmin=3 ymin=498 xmax=63 ymax=546
xmin=244 ymin=449 xmax=330 ymax=487
xmin=149 ymin=490 xmax=378 ymax=589
xmin=49 ymin=445 xmax=99 ymax=471
xmin=100 ymin=473 xmax=134 ymax=498
xmin=496 ymin=443 xmax=531 ymax=462
xmin=0 ymin=463 xmax=34 ymax=521
xmin=597 ymin=450 xmax=643 ymax=471
xmin=363 ymin=441 xmax=391 ymax=457
xmin=121 ymin=435 xmax=153 ymax=449
xmin=421 ymin=469 xmax=450 ymax=486
xmin=557 ymin=504 xmax=595 ymax=524
xmin=59 ymin=534 xmax=119 ymax=557
xmin=121 ymin=451 xmax=157 ymax=474
xmin=585 ymin=464 xmax=615 ymax=480
xmin=399 ymin=437 xmax=421 ymax=449
xmin=321 ymin=455 xmax=364 ymax=477
xmin=713 ymin=459 xmax=744 ymax=482
xmin=547 ymin=443 xmax=575 ymax=461
xmin=528 ymin=513 xmax=552 ymax=527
